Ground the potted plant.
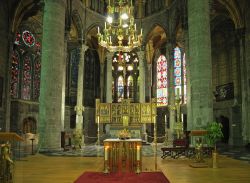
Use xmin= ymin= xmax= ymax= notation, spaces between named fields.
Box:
xmin=205 ymin=122 xmax=223 ymax=168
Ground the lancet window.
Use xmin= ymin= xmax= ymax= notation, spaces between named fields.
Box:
xmin=10 ymin=27 xmax=42 ymax=101
xmin=112 ymin=51 xmax=139 ymax=103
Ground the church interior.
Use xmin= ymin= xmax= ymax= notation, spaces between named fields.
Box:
xmin=0 ymin=0 xmax=250 ymax=182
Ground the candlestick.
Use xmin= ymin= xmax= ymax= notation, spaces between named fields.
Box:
xmin=137 ymin=146 xmax=140 ymax=161
xmin=164 ymin=115 xmax=167 ymax=123
xmin=97 ymin=26 xmax=100 ymax=34
xmin=104 ymin=146 xmax=109 ymax=160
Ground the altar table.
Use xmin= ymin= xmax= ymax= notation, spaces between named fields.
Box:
xmin=103 ymin=138 xmax=142 ymax=173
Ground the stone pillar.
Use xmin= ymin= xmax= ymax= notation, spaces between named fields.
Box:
xmin=188 ymin=0 xmax=213 ymax=129
xmin=99 ymin=60 xmax=105 ymax=134
xmin=152 ymin=50 xmax=160 ymax=98
xmin=61 ymin=31 xmax=69 ymax=132
xmin=146 ymin=63 xmax=152 ymax=101
xmin=165 ymin=42 xmax=175 ymax=134
xmin=138 ymin=51 xmax=147 ymax=140
xmin=137 ymin=0 xmax=146 ymax=18
xmin=3 ymin=33 xmax=14 ymax=132
xmin=75 ymin=44 xmax=88 ymax=145
xmin=38 ymin=0 xmax=66 ymax=151
xmin=106 ymin=52 xmax=113 ymax=103
xmin=105 ymin=52 xmax=113 ymax=134
xmin=138 ymin=51 xmax=146 ymax=103
xmin=100 ymin=62 xmax=105 ymax=102
xmin=242 ymin=12 xmax=250 ymax=142
xmin=188 ymin=0 xmax=213 ymax=128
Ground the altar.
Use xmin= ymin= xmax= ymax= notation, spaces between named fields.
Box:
xmin=103 ymin=138 xmax=142 ymax=173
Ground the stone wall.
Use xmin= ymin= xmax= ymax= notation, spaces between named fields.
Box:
xmin=0 ymin=1 xmax=9 ymax=131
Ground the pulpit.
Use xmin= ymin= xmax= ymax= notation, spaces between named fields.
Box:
xmin=103 ymin=139 xmax=142 ymax=173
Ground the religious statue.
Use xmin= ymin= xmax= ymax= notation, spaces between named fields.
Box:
xmin=195 ymin=138 xmax=204 ymax=163
xmin=1 ymin=142 xmax=13 ymax=164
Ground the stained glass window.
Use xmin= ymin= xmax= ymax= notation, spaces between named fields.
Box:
xmin=117 ymin=76 xmax=124 ymax=102
xmin=70 ymin=48 xmax=80 ymax=88
xmin=112 ymin=51 xmax=139 ymax=103
xmin=22 ymin=30 xmax=35 ymax=47
xmin=33 ymin=58 xmax=41 ymax=100
xmin=10 ymin=51 xmax=20 ymax=98
xmin=21 ymin=55 xmax=32 ymax=100
xmin=127 ymin=75 xmax=133 ymax=98
xmin=10 ymin=28 xmax=42 ymax=101
xmin=174 ymin=47 xmax=182 ymax=98
xmin=183 ymin=53 xmax=187 ymax=103
xmin=14 ymin=32 xmax=21 ymax=46
xmin=157 ymin=55 xmax=168 ymax=106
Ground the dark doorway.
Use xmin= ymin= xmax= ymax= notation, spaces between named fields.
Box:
xmin=219 ymin=115 xmax=229 ymax=143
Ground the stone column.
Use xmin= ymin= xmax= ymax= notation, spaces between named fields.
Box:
xmin=146 ymin=63 xmax=152 ymax=101
xmin=188 ymin=0 xmax=213 ymax=128
xmin=165 ymin=42 xmax=175 ymax=134
xmin=3 ymin=32 xmax=14 ymax=132
xmin=138 ymin=51 xmax=146 ymax=103
xmin=242 ymin=15 xmax=250 ymax=142
xmin=61 ymin=31 xmax=69 ymax=132
xmin=138 ymin=51 xmax=147 ymax=140
xmin=105 ymin=52 xmax=113 ymax=134
xmin=75 ymin=44 xmax=88 ymax=145
xmin=38 ymin=0 xmax=67 ymax=151
xmin=152 ymin=50 xmax=160 ymax=97
xmin=137 ymin=0 xmax=146 ymax=18
xmin=100 ymin=62 xmax=105 ymax=102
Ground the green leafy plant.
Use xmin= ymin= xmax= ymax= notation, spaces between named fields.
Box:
xmin=205 ymin=122 xmax=223 ymax=151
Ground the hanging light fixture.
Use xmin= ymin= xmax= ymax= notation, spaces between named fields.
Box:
xmin=97 ymin=0 xmax=143 ymax=52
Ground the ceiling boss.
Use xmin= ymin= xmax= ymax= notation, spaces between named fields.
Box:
xmin=97 ymin=0 xmax=143 ymax=52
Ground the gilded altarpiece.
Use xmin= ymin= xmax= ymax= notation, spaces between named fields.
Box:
xmin=96 ymin=98 xmax=156 ymax=127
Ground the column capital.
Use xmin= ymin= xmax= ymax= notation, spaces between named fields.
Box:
xmin=106 ymin=52 xmax=113 ymax=60
xmin=81 ymin=44 xmax=88 ymax=52
xmin=75 ymin=105 xmax=84 ymax=115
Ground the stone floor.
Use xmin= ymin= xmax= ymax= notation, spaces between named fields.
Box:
xmin=20 ymin=143 xmax=250 ymax=164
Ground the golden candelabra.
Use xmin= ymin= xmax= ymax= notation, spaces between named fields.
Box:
xmin=97 ymin=0 xmax=142 ymax=52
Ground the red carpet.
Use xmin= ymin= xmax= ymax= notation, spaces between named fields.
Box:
xmin=74 ymin=171 xmax=170 ymax=183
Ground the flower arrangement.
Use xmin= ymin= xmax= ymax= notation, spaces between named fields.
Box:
xmin=118 ymin=129 xmax=131 ymax=140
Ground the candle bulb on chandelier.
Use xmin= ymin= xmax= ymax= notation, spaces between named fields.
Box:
xmin=97 ymin=26 xmax=100 ymax=34
xmin=134 ymin=24 xmax=136 ymax=31
xmin=140 ymin=28 xmax=142 ymax=35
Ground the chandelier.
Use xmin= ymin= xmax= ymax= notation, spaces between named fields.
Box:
xmin=97 ymin=0 xmax=143 ymax=52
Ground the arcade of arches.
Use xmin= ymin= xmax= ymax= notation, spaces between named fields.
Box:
xmin=0 ymin=0 xmax=250 ymax=183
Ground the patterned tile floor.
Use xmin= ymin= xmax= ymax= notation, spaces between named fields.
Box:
xmin=39 ymin=144 xmax=163 ymax=157
xmin=37 ymin=143 xmax=250 ymax=164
